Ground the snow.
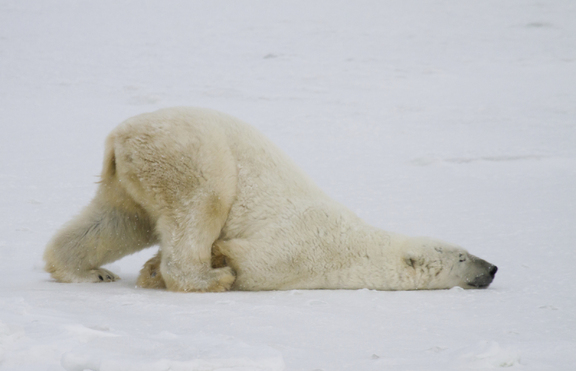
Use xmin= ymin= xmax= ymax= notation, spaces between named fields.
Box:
xmin=1 ymin=0 xmax=575 ymax=370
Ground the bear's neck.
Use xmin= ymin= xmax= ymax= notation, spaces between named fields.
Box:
xmin=322 ymin=216 xmax=412 ymax=291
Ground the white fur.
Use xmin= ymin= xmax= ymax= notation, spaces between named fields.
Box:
xmin=44 ymin=107 xmax=497 ymax=292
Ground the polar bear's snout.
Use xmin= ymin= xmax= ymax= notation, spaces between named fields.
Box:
xmin=466 ymin=258 xmax=498 ymax=289
xmin=490 ymin=265 xmax=498 ymax=277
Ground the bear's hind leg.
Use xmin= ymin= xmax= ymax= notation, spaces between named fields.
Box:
xmin=110 ymin=120 xmax=237 ymax=292
xmin=44 ymin=177 xmax=157 ymax=283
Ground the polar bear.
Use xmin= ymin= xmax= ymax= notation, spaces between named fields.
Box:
xmin=44 ymin=107 xmax=497 ymax=292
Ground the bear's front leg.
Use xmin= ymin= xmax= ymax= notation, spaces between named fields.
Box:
xmin=154 ymin=211 xmax=236 ymax=292
xmin=137 ymin=250 xmax=166 ymax=289
xmin=161 ymin=260 xmax=235 ymax=293
xmin=137 ymin=246 xmax=231 ymax=289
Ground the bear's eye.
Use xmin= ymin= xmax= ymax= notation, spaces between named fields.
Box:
xmin=459 ymin=254 xmax=466 ymax=262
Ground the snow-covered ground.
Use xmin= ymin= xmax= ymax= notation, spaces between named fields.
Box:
xmin=1 ymin=1 xmax=575 ymax=370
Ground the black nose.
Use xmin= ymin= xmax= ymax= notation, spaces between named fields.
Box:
xmin=489 ymin=265 xmax=498 ymax=278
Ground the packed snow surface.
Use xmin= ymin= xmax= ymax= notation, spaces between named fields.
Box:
xmin=1 ymin=1 xmax=575 ymax=370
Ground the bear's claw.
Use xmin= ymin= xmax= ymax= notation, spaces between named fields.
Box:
xmin=88 ymin=268 xmax=119 ymax=283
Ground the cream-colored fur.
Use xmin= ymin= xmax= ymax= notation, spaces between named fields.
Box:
xmin=44 ymin=107 xmax=497 ymax=292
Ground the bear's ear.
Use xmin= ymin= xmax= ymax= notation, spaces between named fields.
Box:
xmin=404 ymin=257 xmax=416 ymax=268
xmin=403 ymin=253 xmax=423 ymax=268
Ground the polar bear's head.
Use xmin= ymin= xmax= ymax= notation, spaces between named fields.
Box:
xmin=402 ymin=238 xmax=497 ymax=290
